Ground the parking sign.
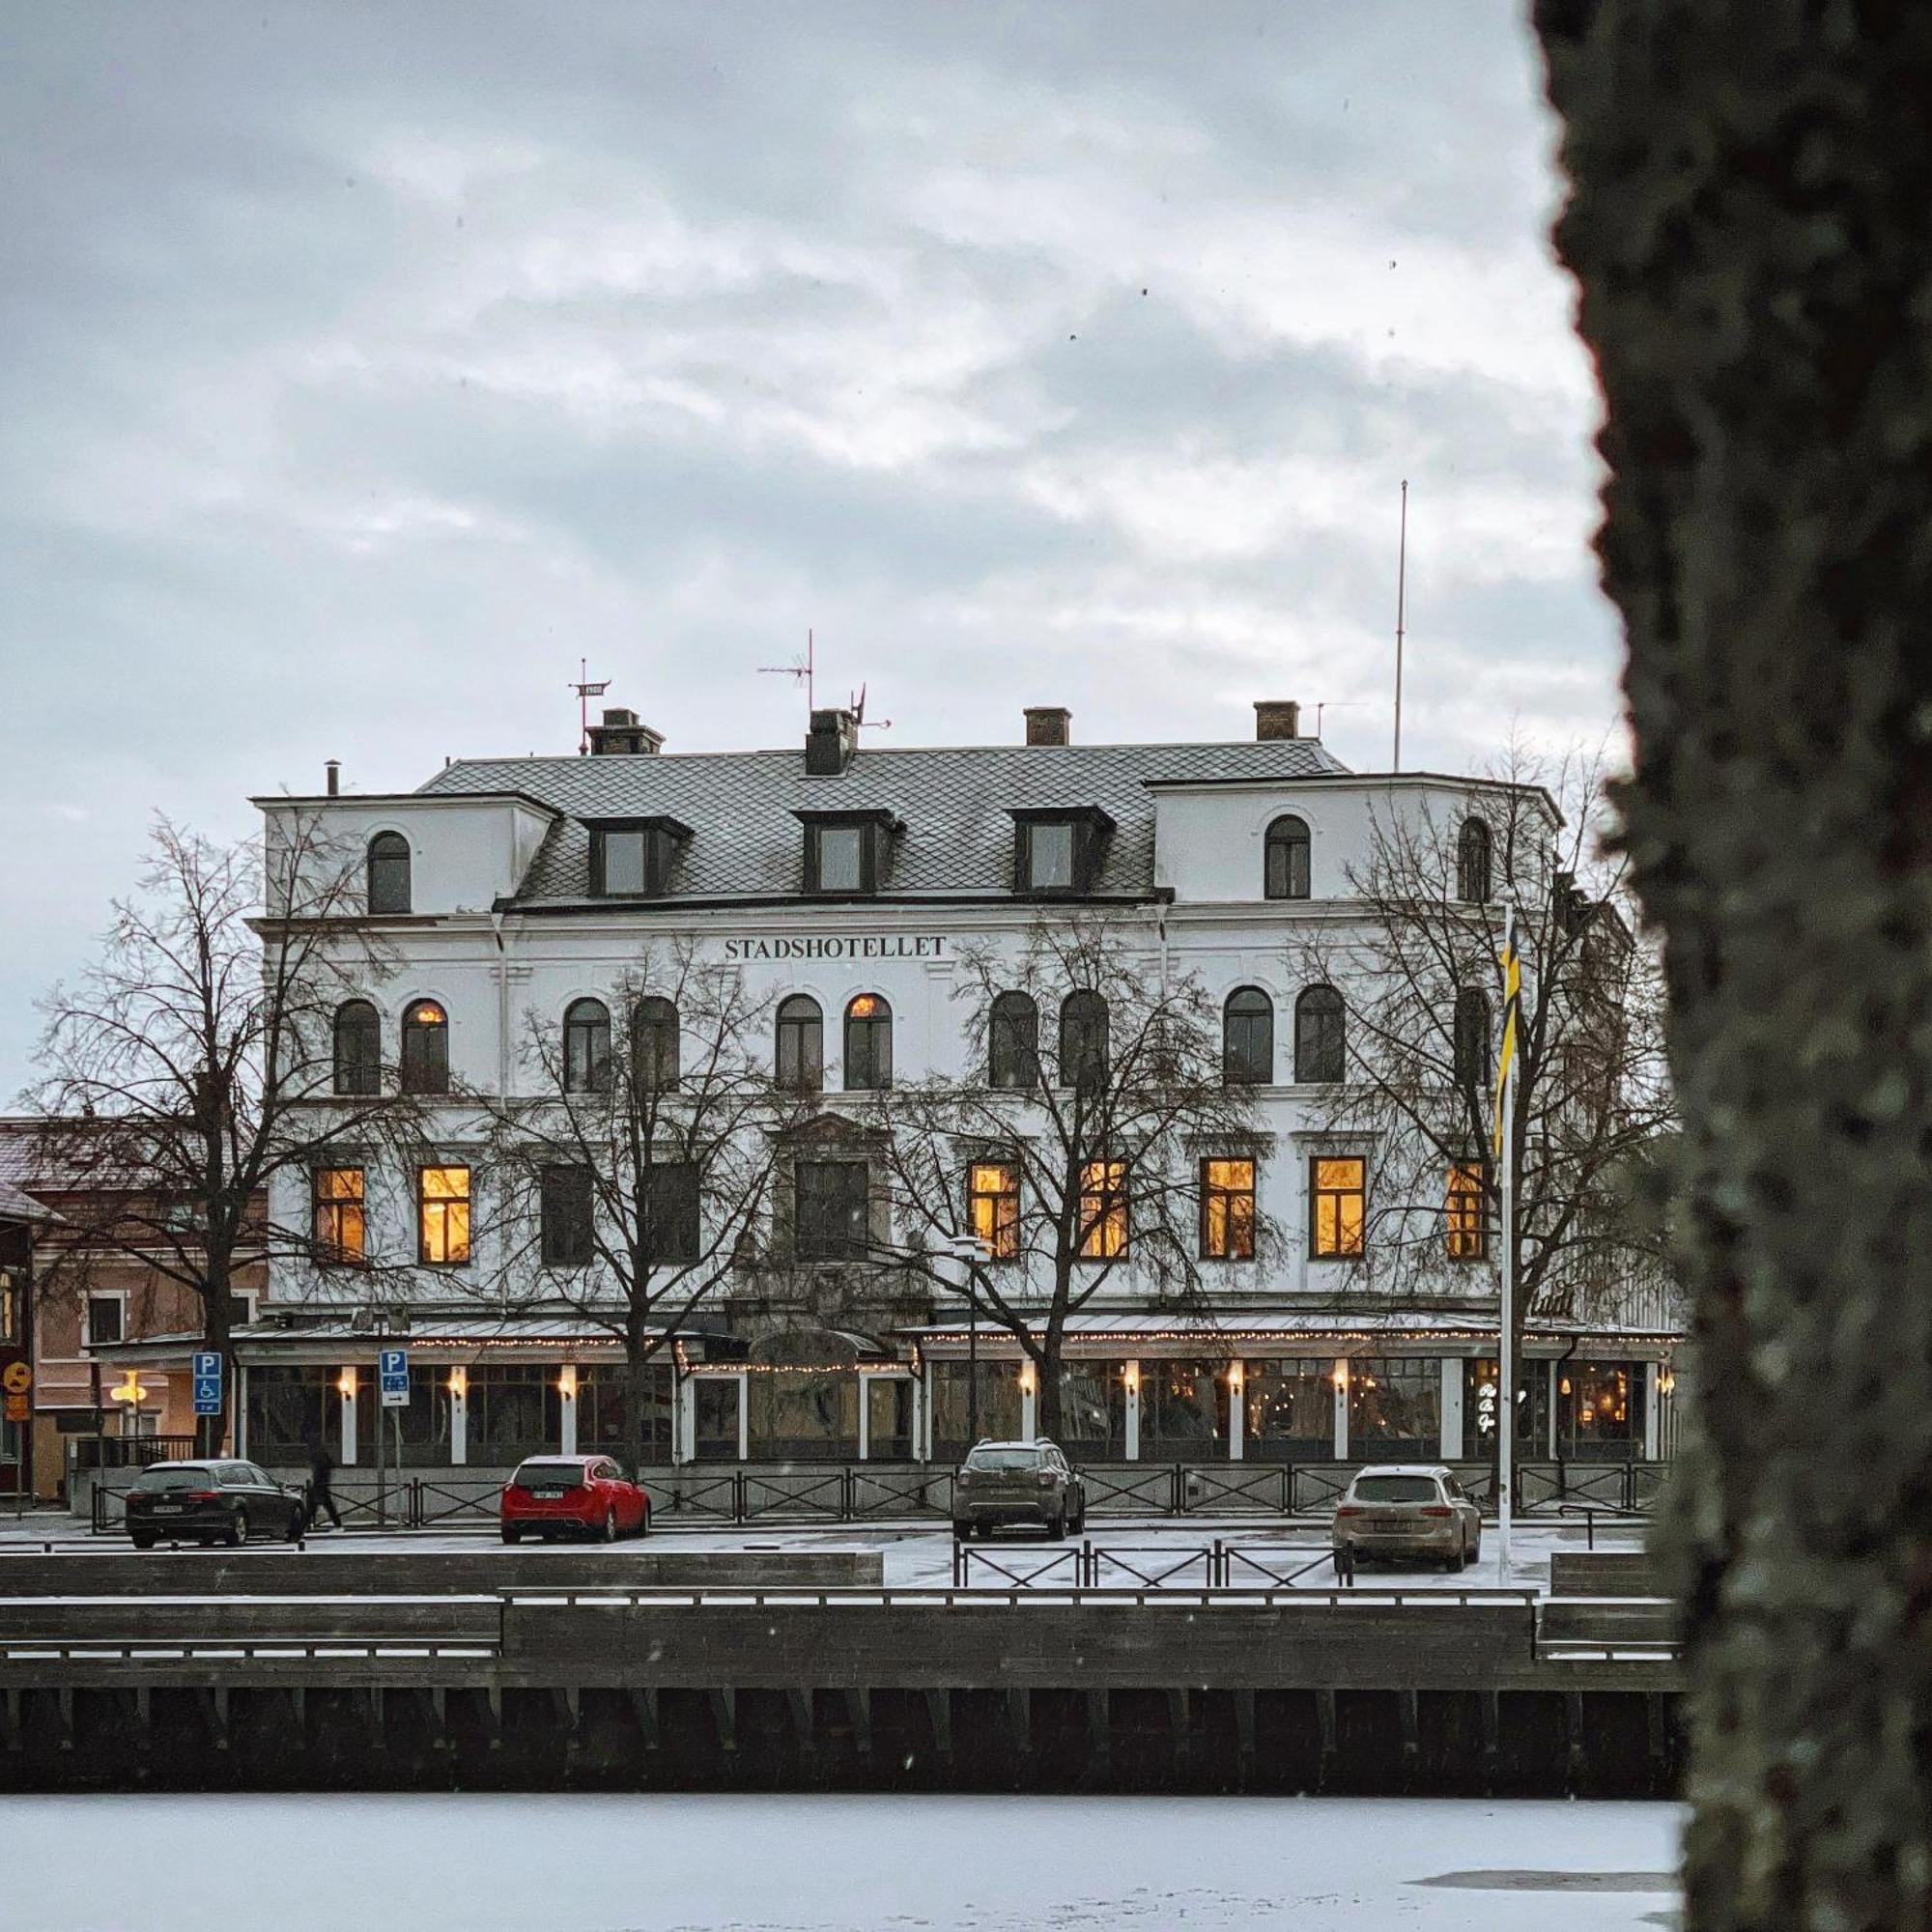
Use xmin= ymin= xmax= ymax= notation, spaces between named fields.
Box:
xmin=192 ymin=1350 xmax=223 ymax=1417
xmin=379 ymin=1346 xmax=410 ymax=1409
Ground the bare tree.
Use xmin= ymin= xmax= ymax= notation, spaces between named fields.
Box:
xmin=872 ymin=918 xmax=1274 ymax=1441
xmin=1293 ymin=749 xmax=1678 ymax=1389
xmin=480 ymin=943 xmax=800 ymax=1462
xmin=24 ymin=815 xmax=418 ymax=1452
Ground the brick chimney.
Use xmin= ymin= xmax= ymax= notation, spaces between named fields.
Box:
xmin=1254 ymin=700 xmax=1301 ymax=741
xmin=1024 ymin=706 xmax=1071 ymax=747
xmin=586 ymin=707 xmax=666 ymax=755
xmin=805 ymin=707 xmax=859 ymax=776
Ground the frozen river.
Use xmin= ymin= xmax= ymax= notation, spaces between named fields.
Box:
xmin=1 ymin=1792 xmax=1681 ymax=1930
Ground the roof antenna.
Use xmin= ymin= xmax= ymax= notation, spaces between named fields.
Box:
xmin=760 ymin=628 xmax=816 ymax=714
xmin=570 ymin=658 xmax=611 ymax=756
xmin=850 ymin=682 xmax=893 ymax=735
xmin=1392 ymin=478 xmax=1408 ymax=770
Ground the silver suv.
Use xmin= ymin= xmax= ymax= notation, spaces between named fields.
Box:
xmin=1331 ymin=1464 xmax=1483 ymax=1572
xmin=952 ymin=1439 xmax=1087 ymax=1540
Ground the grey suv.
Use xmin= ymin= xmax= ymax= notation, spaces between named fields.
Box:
xmin=952 ymin=1439 xmax=1087 ymax=1540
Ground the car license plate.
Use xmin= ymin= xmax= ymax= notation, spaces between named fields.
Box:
xmin=152 ymin=1503 xmax=184 ymax=1514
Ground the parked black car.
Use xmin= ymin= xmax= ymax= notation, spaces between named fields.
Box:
xmin=124 ymin=1460 xmax=308 ymax=1548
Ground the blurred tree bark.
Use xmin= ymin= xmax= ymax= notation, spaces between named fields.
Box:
xmin=1534 ymin=2 xmax=1932 ymax=1925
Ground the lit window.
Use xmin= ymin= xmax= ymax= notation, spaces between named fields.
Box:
xmin=1201 ymin=1157 xmax=1257 ymax=1261
xmin=1310 ymin=1155 xmax=1366 ymax=1259
xmin=1077 ymin=1159 xmax=1129 ymax=1259
xmin=418 ymin=1165 xmax=471 ymax=1265
xmin=968 ymin=1160 xmax=1021 ymax=1260
xmin=313 ymin=1167 xmax=366 ymax=1265
xmin=1446 ymin=1162 xmax=1487 ymax=1261
xmin=843 ymin=993 xmax=894 ymax=1091
xmin=400 ymin=1000 xmax=449 ymax=1094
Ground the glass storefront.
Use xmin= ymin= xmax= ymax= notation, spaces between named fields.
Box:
xmin=866 ymin=1377 xmax=914 ymax=1461
xmin=1056 ymin=1362 xmax=1130 ymax=1462
xmin=1559 ymin=1359 xmax=1644 ymax=1462
xmin=468 ymin=1365 xmax=556 ymax=1467
xmin=1463 ymin=1357 xmax=1547 ymax=1463
xmin=694 ymin=1378 xmax=741 ymax=1462
xmin=1242 ymin=1359 xmax=1337 ymax=1461
xmin=930 ymin=1361 xmax=1023 ymax=1463
xmin=1142 ymin=1359 xmax=1227 ymax=1461
xmin=244 ymin=1365 xmax=337 ymax=1466
xmin=577 ymin=1364 xmax=674 ymax=1464
xmin=1347 ymin=1358 xmax=1440 ymax=1461
xmin=748 ymin=1372 xmax=860 ymax=1462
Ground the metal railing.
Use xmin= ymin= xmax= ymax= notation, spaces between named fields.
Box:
xmin=952 ymin=1537 xmax=1503 ymax=1594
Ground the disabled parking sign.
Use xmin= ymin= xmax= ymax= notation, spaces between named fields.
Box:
xmin=192 ymin=1350 xmax=222 ymax=1417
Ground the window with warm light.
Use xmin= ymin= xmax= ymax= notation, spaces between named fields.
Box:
xmin=843 ymin=992 xmax=894 ymax=1091
xmin=400 ymin=999 xmax=449 ymax=1094
xmin=418 ymin=1164 xmax=471 ymax=1265
xmin=1201 ymin=1156 xmax=1257 ymax=1260
xmin=1076 ymin=1158 xmax=1129 ymax=1259
xmin=1446 ymin=1161 xmax=1487 ymax=1260
xmin=312 ymin=1166 xmax=366 ymax=1264
xmin=1310 ymin=1154 xmax=1366 ymax=1259
xmin=967 ymin=1159 xmax=1021 ymax=1260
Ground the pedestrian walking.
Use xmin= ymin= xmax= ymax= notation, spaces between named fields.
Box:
xmin=304 ymin=1433 xmax=343 ymax=1531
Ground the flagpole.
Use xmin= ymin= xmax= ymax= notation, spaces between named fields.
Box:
xmin=1495 ymin=905 xmax=1519 ymax=1583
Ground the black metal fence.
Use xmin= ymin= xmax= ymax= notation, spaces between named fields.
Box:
xmin=952 ymin=1537 xmax=1527 ymax=1595
xmin=87 ymin=1458 xmax=1669 ymax=1534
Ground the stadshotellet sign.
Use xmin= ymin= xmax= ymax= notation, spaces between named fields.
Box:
xmin=722 ymin=935 xmax=949 ymax=962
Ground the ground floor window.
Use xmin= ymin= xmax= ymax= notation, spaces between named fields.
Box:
xmin=370 ymin=1371 xmax=456 ymax=1468
xmin=1348 ymin=1357 xmax=1439 ymax=1461
xmin=1559 ymin=1360 xmax=1644 ymax=1461
xmin=1057 ymin=1361 xmax=1130 ymax=1461
xmin=1464 ymin=1357 xmax=1551 ymax=1461
xmin=244 ymin=1365 xmax=336 ymax=1466
xmin=694 ymin=1378 xmax=741 ymax=1462
xmin=929 ymin=1361 xmax=1023 ymax=1463
xmin=1142 ymin=1358 xmax=1227 ymax=1461
xmin=577 ymin=1363 xmax=674 ymax=1465
xmin=748 ymin=1372 xmax=858 ymax=1462
xmin=1241 ymin=1359 xmax=1336 ymax=1462
xmin=468 ymin=1366 xmax=555 ymax=1467
xmin=866 ymin=1377 xmax=915 ymax=1461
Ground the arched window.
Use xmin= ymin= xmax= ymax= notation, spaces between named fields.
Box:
xmin=633 ymin=996 xmax=680 ymax=1094
xmin=843 ymin=994 xmax=894 ymax=1092
xmin=563 ymin=998 xmax=611 ymax=1094
xmin=1453 ymin=987 xmax=1492 ymax=1095
xmin=332 ymin=1000 xmax=381 ymax=1097
xmin=1223 ymin=986 xmax=1274 ymax=1086
xmin=776 ymin=995 xmax=823 ymax=1094
xmin=1293 ymin=985 xmax=1346 ymax=1084
xmin=988 ymin=991 xmax=1039 ymax=1091
xmin=367 ymin=833 xmax=412 ymax=915
xmin=1059 ymin=991 xmax=1110 ymax=1092
xmin=400 ymin=999 xmax=449 ymax=1094
xmin=1457 ymin=818 xmax=1492 ymax=903
xmin=1264 ymin=815 xmax=1311 ymax=900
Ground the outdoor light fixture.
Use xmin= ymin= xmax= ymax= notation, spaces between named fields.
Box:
xmin=1123 ymin=1365 xmax=1139 ymax=1393
xmin=447 ymin=1367 xmax=467 ymax=1399
xmin=558 ymin=1366 xmax=578 ymax=1400
xmin=108 ymin=1371 xmax=147 ymax=1408
xmin=1332 ymin=1362 xmax=1349 ymax=1391
xmin=337 ymin=1369 xmax=355 ymax=1400
xmin=1017 ymin=1365 xmax=1036 ymax=1395
xmin=1227 ymin=1363 xmax=1244 ymax=1390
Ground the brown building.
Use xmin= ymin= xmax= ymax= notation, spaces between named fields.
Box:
xmin=0 ymin=1120 xmax=265 ymax=1500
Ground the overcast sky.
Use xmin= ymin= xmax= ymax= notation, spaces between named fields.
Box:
xmin=0 ymin=2 xmax=1613 ymax=1094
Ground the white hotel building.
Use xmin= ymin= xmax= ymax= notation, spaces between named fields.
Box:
xmin=236 ymin=700 xmax=1679 ymax=1500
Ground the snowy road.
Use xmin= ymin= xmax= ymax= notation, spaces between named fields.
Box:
xmin=0 ymin=1515 xmax=1644 ymax=1595
xmin=0 ymin=1792 xmax=1682 ymax=1931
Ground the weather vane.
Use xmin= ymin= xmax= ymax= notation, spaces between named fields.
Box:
xmin=570 ymin=658 xmax=611 ymax=755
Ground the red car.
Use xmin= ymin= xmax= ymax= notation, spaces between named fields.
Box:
xmin=500 ymin=1456 xmax=650 ymax=1543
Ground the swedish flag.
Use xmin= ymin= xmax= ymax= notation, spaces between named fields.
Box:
xmin=1492 ymin=911 xmax=1520 ymax=1157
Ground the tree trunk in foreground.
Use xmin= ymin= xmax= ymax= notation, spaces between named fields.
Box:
xmin=1535 ymin=4 xmax=1932 ymax=1925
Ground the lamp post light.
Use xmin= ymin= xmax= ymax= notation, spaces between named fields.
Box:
xmin=948 ymin=1233 xmax=990 ymax=1451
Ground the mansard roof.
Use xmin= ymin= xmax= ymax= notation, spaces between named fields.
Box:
xmin=416 ymin=737 xmax=1349 ymax=907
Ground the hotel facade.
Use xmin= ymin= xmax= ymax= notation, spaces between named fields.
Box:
xmin=196 ymin=698 xmax=1678 ymax=1497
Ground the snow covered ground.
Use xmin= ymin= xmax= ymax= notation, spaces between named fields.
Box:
xmin=0 ymin=1515 xmax=1644 ymax=1596
xmin=0 ymin=1793 xmax=1683 ymax=1930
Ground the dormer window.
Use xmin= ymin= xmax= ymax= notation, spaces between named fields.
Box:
xmin=1009 ymin=808 xmax=1113 ymax=895
xmin=587 ymin=816 xmax=691 ymax=898
xmin=795 ymin=810 xmax=897 ymax=896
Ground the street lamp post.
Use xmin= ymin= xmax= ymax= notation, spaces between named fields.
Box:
xmin=372 ymin=1309 xmax=389 ymax=1528
xmin=948 ymin=1233 xmax=990 ymax=1451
